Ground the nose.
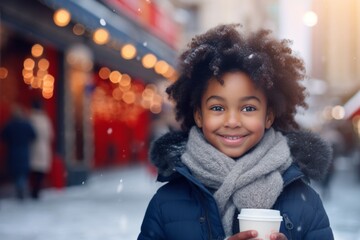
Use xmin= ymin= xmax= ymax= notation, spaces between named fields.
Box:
xmin=224 ymin=111 xmax=241 ymax=128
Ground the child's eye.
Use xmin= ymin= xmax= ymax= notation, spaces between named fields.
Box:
xmin=242 ymin=106 xmax=256 ymax=112
xmin=210 ymin=106 xmax=224 ymax=111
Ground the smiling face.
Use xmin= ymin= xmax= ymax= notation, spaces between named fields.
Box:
xmin=194 ymin=71 xmax=274 ymax=158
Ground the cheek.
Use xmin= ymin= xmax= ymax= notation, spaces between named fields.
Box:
xmin=202 ymin=115 xmax=222 ymax=129
xmin=244 ymin=118 xmax=267 ymax=132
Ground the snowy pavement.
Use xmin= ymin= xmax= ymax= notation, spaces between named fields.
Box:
xmin=318 ymin=158 xmax=360 ymax=240
xmin=0 ymin=165 xmax=162 ymax=240
xmin=0 ymin=161 xmax=360 ymax=240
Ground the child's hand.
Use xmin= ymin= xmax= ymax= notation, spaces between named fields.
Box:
xmin=226 ymin=230 xmax=257 ymax=240
xmin=269 ymin=232 xmax=287 ymax=240
xmin=226 ymin=231 xmax=288 ymax=240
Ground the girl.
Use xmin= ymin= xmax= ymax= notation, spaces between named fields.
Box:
xmin=138 ymin=24 xmax=334 ymax=240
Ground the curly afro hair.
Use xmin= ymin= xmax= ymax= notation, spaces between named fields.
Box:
xmin=166 ymin=24 xmax=308 ymax=132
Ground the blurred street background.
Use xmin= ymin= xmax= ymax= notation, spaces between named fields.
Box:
xmin=1 ymin=0 xmax=360 ymax=239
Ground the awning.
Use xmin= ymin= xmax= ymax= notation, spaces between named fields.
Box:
xmin=344 ymin=90 xmax=360 ymax=119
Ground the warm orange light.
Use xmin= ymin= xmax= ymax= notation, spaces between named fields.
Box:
xmin=168 ymin=71 xmax=178 ymax=82
xmin=162 ymin=66 xmax=175 ymax=79
xmin=31 ymin=44 xmax=44 ymax=58
xmin=22 ymin=69 xmax=33 ymax=78
xmin=38 ymin=58 xmax=50 ymax=70
xmin=121 ymin=44 xmax=137 ymax=60
xmin=112 ymin=88 xmax=123 ymax=100
xmin=31 ymin=77 xmax=42 ymax=89
xmin=24 ymin=58 xmax=35 ymax=70
xmin=42 ymin=83 xmax=54 ymax=93
xmin=154 ymin=60 xmax=169 ymax=75
xmin=142 ymin=88 xmax=154 ymax=100
xmin=141 ymin=53 xmax=157 ymax=68
xmin=42 ymin=91 xmax=54 ymax=99
xmin=53 ymin=8 xmax=71 ymax=27
xmin=119 ymin=83 xmax=131 ymax=92
xmin=43 ymin=74 xmax=55 ymax=85
xmin=122 ymin=91 xmax=136 ymax=104
xmin=119 ymin=74 xmax=131 ymax=87
xmin=99 ymin=67 xmax=111 ymax=80
xmin=23 ymin=76 xmax=34 ymax=85
xmin=37 ymin=69 xmax=48 ymax=78
xmin=150 ymin=103 xmax=162 ymax=114
xmin=93 ymin=28 xmax=110 ymax=45
xmin=109 ymin=70 xmax=122 ymax=83
xmin=0 ymin=67 xmax=8 ymax=79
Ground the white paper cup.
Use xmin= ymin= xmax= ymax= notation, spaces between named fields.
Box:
xmin=238 ymin=208 xmax=283 ymax=240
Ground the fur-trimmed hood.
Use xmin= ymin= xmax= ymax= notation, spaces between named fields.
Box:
xmin=149 ymin=129 xmax=333 ymax=182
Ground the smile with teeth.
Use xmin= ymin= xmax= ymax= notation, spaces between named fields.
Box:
xmin=220 ymin=134 xmax=245 ymax=144
xmin=223 ymin=135 xmax=240 ymax=140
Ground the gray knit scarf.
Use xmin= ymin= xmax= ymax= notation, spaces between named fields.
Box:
xmin=181 ymin=127 xmax=292 ymax=236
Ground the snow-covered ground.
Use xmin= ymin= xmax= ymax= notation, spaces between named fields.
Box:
xmin=0 ymin=165 xmax=161 ymax=240
xmin=319 ymin=157 xmax=360 ymax=240
xmin=0 ymin=159 xmax=359 ymax=240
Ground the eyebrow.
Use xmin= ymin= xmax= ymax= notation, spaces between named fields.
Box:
xmin=240 ymin=95 xmax=262 ymax=103
xmin=205 ymin=95 xmax=262 ymax=103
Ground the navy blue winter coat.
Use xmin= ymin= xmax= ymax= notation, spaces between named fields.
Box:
xmin=1 ymin=116 xmax=36 ymax=176
xmin=138 ymin=130 xmax=334 ymax=240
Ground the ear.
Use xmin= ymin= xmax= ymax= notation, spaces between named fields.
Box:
xmin=194 ymin=109 xmax=203 ymax=128
xmin=265 ymin=109 xmax=275 ymax=129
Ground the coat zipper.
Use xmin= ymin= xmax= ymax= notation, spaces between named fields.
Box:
xmin=283 ymin=213 xmax=294 ymax=240
xmin=199 ymin=191 xmax=213 ymax=240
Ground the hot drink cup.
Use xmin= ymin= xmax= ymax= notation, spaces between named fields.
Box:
xmin=238 ymin=208 xmax=283 ymax=240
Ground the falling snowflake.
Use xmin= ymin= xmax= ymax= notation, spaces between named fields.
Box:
xmin=100 ymin=18 xmax=106 ymax=26
xmin=117 ymin=179 xmax=123 ymax=193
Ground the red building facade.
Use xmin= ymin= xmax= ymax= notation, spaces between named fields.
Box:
xmin=0 ymin=0 xmax=180 ymax=187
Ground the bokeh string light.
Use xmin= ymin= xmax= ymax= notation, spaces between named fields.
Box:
xmin=92 ymin=66 xmax=165 ymax=122
xmin=22 ymin=43 xmax=55 ymax=99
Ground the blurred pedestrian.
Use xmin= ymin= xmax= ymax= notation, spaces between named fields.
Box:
xmin=29 ymin=99 xmax=54 ymax=199
xmin=319 ymin=122 xmax=344 ymax=199
xmin=138 ymin=24 xmax=334 ymax=240
xmin=0 ymin=104 xmax=36 ymax=200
